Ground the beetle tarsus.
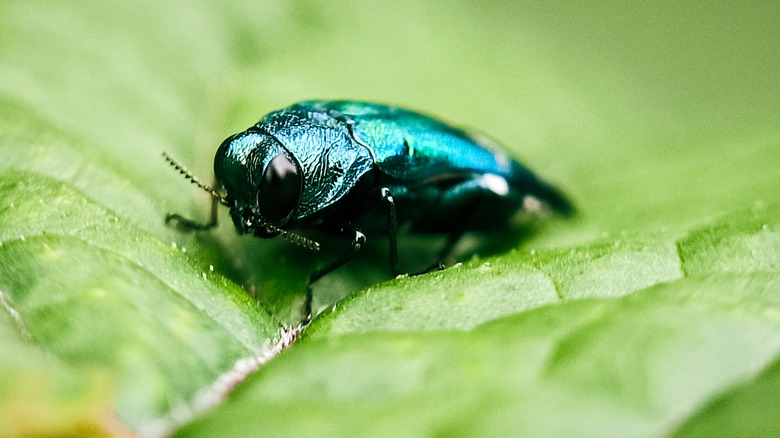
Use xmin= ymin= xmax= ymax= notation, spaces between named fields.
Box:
xmin=165 ymin=213 xmax=218 ymax=232
xmin=413 ymin=261 xmax=447 ymax=276
xmin=165 ymin=195 xmax=220 ymax=232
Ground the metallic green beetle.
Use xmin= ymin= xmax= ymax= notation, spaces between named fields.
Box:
xmin=166 ymin=100 xmax=572 ymax=318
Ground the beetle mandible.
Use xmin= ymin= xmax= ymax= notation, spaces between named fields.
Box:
xmin=165 ymin=100 xmax=572 ymax=319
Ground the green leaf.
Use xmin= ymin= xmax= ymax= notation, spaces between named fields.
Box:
xmin=0 ymin=304 xmax=123 ymax=437
xmin=178 ymin=209 xmax=780 ymax=436
xmin=178 ymin=274 xmax=780 ymax=437
xmin=673 ymin=357 xmax=780 ymax=438
xmin=1 ymin=0 xmax=779 ymax=436
xmin=0 ymin=171 xmax=279 ymax=429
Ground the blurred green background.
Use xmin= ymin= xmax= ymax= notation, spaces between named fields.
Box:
xmin=1 ymin=1 xmax=779 ymax=436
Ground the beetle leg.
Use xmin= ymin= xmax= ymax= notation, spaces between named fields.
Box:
xmin=379 ymin=187 xmax=402 ymax=275
xmin=414 ymin=173 xmax=519 ymax=274
xmin=165 ymin=194 xmax=220 ymax=231
xmin=423 ymin=229 xmax=466 ymax=273
xmin=408 ymin=229 xmax=465 ymax=275
xmin=303 ymin=229 xmax=367 ymax=321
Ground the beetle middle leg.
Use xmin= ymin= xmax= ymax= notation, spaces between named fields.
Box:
xmin=380 ymin=186 xmax=465 ymax=275
xmin=379 ymin=187 xmax=402 ymax=275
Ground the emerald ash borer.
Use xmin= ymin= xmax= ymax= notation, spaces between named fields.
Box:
xmin=165 ymin=100 xmax=572 ymax=319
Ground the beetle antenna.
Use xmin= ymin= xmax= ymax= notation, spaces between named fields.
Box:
xmin=163 ymin=152 xmax=230 ymax=206
xmin=264 ymin=223 xmax=321 ymax=251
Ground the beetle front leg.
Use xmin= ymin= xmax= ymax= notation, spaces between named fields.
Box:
xmin=165 ymin=194 xmax=220 ymax=232
xmin=302 ymin=229 xmax=367 ymax=322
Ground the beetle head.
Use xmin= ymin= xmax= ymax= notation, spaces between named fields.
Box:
xmin=163 ymin=131 xmax=320 ymax=250
xmin=214 ymin=130 xmax=320 ymax=250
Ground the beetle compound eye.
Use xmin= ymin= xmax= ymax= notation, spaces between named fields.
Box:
xmin=257 ymin=154 xmax=301 ymax=224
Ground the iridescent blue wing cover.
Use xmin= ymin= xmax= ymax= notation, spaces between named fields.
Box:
xmin=296 ymin=101 xmax=517 ymax=181
xmin=294 ymin=100 xmax=572 ymax=213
